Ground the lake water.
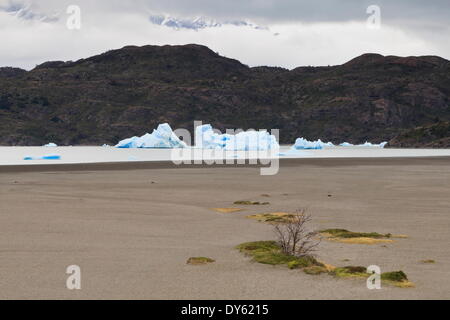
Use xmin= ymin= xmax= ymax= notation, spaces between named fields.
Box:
xmin=1 ymin=146 xmax=450 ymax=166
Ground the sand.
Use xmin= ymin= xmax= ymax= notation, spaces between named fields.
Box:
xmin=0 ymin=157 xmax=449 ymax=300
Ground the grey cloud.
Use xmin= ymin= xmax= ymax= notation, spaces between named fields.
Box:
xmin=6 ymin=0 xmax=449 ymax=25
xmin=142 ymin=0 xmax=450 ymax=25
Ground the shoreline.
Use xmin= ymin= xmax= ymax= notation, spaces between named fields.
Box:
xmin=1 ymin=156 xmax=450 ymax=173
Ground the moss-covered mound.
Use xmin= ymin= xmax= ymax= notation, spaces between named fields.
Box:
xmin=236 ymin=241 xmax=323 ymax=272
xmin=319 ymin=229 xmax=395 ymax=244
xmin=234 ymin=201 xmax=270 ymax=206
xmin=320 ymin=229 xmax=391 ymax=239
xmin=332 ymin=266 xmax=370 ymax=278
xmin=247 ymin=213 xmax=297 ymax=223
xmin=332 ymin=266 xmax=414 ymax=288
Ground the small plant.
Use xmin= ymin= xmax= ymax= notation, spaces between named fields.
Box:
xmin=274 ymin=209 xmax=320 ymax=258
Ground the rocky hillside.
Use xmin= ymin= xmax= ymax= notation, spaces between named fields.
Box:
xmin=0 ymin=44 xmax=449 ymax=146
xmin=389 ymin=121 xmax=450 ymax=148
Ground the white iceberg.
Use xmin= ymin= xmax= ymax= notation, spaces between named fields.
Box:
xmin=292 ymin=138 xmax=334 ymax=150
xmin=339 ymin=141 xmax=388 ymax=148
xmin=339 ymin=142 xmax=353 ymax=147
xmin=291 ymin=137 xmax=388 ymax=150
xmin=43 ymin=143 xmax=57 ymax=147
xmin=195 ymin=124 xmax=279 ymax=151
xmin=116 ymin=123 xmax=187 ymax=149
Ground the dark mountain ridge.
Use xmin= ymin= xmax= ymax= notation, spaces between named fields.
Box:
xmin=0 ymin=44 xmax=449 ymax=147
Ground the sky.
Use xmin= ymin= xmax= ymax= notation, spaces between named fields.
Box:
xmin=0 ymin=0 xmax=449 ymax=70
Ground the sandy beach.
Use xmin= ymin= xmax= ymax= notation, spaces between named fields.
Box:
xmin=0 ymin=157 xmax=449 ymax=300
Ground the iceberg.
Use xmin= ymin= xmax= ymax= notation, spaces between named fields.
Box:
xmin=43 ymin=143 xmax=57 ymax=147
xmin=116 ymin=123 xmax=187 ymax=149
xmin=339 ymin=142 xmax=388 ymax=148
xmin=292 ymin=138 xmax=334 ymax=150
xmin=360 ymin=141 xmax=388 ymax=148
xmin=291 ymin=138 xmax=388 ymax=150
xmin=339 ymin=142 xmax=353 ymax=147
xmin=195 ymin=124 xmax=279 ymax=151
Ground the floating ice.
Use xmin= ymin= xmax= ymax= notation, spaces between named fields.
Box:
xmin=195 ymin=124 xmax=279 ymax=151
xmin=116 ymin=123 xmax=187 ymax=149
xmin=292 ymin=137 xmax=388 ymax=150
xmin=361 ymin=142 xmax=388 ymax=148
xmin=24 ymin=154 xmax=61 ymax=160
xmin=339 ymin=142 xmax=353 ymax=147
xmin=43 ymin=143 xmax=57 ymax=147
xmin=339 ymin=142 xmax=388 ymax=148
xmin=292 ymin=138 xmax=334 ymax=150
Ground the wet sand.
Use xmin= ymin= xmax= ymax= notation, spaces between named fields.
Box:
xmin=0 ymin=157 xmax=449 ymax=299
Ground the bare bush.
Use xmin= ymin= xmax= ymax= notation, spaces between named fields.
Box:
xmin=274 ymin=209 xmax=320 ymax=257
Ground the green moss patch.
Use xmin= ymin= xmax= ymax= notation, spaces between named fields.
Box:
xmin=320 ymin=229 xmax=391 ymax=239
xmin=247 ymin=213 xmax=297 ymax=223
xmin=381 ymin=271 xmax=408 ymax=282
xmin=303 ymin=266 xmax=329 ymax=275
xmin=332 ymin=266 xmax=414 ymax=288
xmin=332 ymin=266 xmax=369 ymax=278
xmin=236 ymin=241 xmax=323 ymax=269
xmin=234 ymin=201 xmax=270 ymax=206
xmin=187 ymin=257 xmax=215 ymax=265
xmin=319 ymin=229 xmax=395 ymax=244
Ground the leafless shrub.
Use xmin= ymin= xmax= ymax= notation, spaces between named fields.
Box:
xmin=274 ymin=209 xmax=320 ymax=257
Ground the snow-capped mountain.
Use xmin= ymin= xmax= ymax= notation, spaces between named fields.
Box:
xmin=149 ymin=14 xmax=267 ymax=31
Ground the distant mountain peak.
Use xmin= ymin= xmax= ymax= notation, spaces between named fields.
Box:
xmin=148 ymin=14 xmax=268 ymax=31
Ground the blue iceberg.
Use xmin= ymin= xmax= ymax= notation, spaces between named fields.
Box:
xmin=292 ymin=138 xmax=334 ymax=150
xmin=339 ymin=141 xmax=388 ymax=148
xmin=43 ymin=143 xmax=57 ymax=147
xmin=116 ymin=123 xmax=187 ymax=149
xmin=195 ymin=124 xmax=279 ymax=151
xmin=292 ymin=137 xmax=388 ymax=150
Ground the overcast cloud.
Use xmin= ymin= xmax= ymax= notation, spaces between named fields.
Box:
xmin=0 ymin=0 xmax=449 ymax=70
